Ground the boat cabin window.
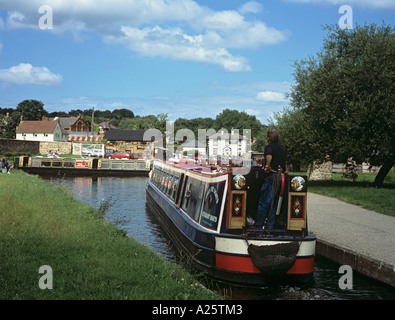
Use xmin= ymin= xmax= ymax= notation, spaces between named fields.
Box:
xmin=199 ymin=182 xmax=226 ymax=230
xmin=151 ymin=171 xmax=157 ymax=185
xmin=181 ymin=177 xmax=206 ymax=222
xmin=167 ymin=173 xmax=175 ymax=198
xmin=164 ymin=170 xmax=172 ymax=195
xmin=160 ymin=174 xmax=166 ymax=191
xmin=153 ymin=170 xmax=161 ymax=187
xmin=100 ymin=161 xmax=111 ymax=169
xmin=41 ymin=161 xmax=51 ymax=167
xmin=136 ymin=162 xmax=147 ymax=170
xmin=111 ymin=163 xmax=123 ymax=169
xmin=195 ymin=184 xmax=206 ymax=221
xmin=123 ymin=163 xmax=134 ymax=169
xmin=151 ymin=166 xmax=183 ymax=204
xmin=182 ymin=181 xmax=192 ymax=211
xmin=162 ymin=170 xmax=169 ymax=193
xmin=64 ymin=161 xmax=74 ymax=168
xmin=170 ymin=173 xmax=181 ymax=201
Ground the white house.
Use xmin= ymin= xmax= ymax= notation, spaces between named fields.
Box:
xmin=208 ymin=128 xmax=251 ymax=158
xmin=16 ymin=119 xmax=68 ymax=142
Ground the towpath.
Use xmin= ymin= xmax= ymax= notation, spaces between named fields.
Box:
xmin=307 ymin=192 xmax=395 ymax=287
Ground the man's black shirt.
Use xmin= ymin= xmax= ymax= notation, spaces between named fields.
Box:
xmin=264 ymin=142 xmax=286 ymax=172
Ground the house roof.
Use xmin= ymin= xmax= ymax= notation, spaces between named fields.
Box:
xmin=17 ymin=120 xmax=60 ymax=133
xmin=98 ymin=121 xmax=117 ymax=130
xmin=103 ymin=129 xmax=154 ymax=141
xmin=49 ymin=117 xmax=79 ymax=130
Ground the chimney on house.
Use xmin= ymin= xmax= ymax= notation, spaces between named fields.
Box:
xmin=42 ymin=116 xmax=49 ymax=121
xmin=20 ymin=115 xmax=23 ymax=122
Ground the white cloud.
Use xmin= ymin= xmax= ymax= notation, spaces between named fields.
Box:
xmin=111 ymin=25 xmax=251 ymax=72
xmin=286 ymin=0 xmax=395 ymax=9
xmin=0 ymin=43 xmax=3 ymax=54
xmin=256 ymin=91 xmax=286 ymax=102
xmin=238 ymin=1 xmax=264 ymax=14
xmin=0 ymin=0 xmax=288 ymax=72
xmin=0 ymin=63 xmax=63 ymax=85
xmin=6 ymin=11 xmax=33 ymax=29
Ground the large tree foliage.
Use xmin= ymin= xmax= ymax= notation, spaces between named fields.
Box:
xmin=270 ymin=107 xmax=317 ymax=171
xmin=3 ymin=100 xmax=48 ymax=139
xmin=213 ymin=109 xmax=266 ymax=151
xmin=288 ymin=23 xmax=395 ymax=186
xmin=174 ymin=109 xmax=267 ymax=151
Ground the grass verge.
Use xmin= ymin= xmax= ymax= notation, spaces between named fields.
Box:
xmin=0 ymin=170 xmax=222 ymax=300
xmin=307 ymin=171 xmax=395 ymax=217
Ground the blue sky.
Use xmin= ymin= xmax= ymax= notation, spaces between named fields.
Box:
xmin=0 ymin=0 xmax=394 ymax=125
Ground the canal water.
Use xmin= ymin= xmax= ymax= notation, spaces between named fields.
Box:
xmin=41 ymin=175 xmax=395 ymax=300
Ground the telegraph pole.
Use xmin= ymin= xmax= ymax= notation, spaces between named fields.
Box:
xmin=91 ymin=107 xmax=95 ymax=142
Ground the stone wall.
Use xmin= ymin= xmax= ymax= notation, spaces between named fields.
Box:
xmin=0 ymin=139 xmax=72 ymax=155
xmin=39 ymin=141 xmax=72 ymax=155
xmin=308 ymin=158 xmax=333 ymax=181
xmin=0 ymin=139 xmax=40 ymax=154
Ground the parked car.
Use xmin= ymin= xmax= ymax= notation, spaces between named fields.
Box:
xmin=105 ymin=151 xmax=132 ymax=159
xmin=86 ymin=149 xmax=104 ymax=157
xmin=105 ymin=149 xmax=115 ymax=155
xmin=131 ymin=153 xmax=145 ymax=159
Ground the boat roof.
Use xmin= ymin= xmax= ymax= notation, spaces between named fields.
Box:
xmin=153 ymin=160 xmax=246 ymax=176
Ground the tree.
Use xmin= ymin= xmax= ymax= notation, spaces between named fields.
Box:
xmin=288 ymin=23 xmax=395 ymax=186
xmin=3 ymin=100 xmax=48 ymax=139
xmin=174 ymin=117 xmax=214 ymax=141
xmin=15 ymin=99 xmax=47 ymax=120
xmin=270 ymin=107 xmax=317 ymax=171
xmin=112 ymin=108 xmax=135 ymax=119
xmin=214 ymin=109 xmax=266 ymax=151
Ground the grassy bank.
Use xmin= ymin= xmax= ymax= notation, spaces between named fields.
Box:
xmin=307 ymin=171 xmax=395 ymax=217
xmin=0 ymin=170 xmax=222 ymax=300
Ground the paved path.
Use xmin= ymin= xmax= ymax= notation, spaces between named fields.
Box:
xmin=307 ymin=192 xmax=395 ymax=286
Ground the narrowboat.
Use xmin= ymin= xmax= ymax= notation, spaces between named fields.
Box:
xmin=16 ymin=156 xmax=151 ymax=177
xmin=146 ymin=160 xmax=316 ymax=286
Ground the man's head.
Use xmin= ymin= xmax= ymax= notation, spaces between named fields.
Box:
xmin=267 ymin=129 xmax=279 ymax=143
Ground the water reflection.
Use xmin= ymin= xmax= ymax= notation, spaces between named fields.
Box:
xmin=42 ymin=175 xmax=395 ymax=300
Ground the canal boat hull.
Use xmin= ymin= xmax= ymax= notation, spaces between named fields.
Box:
xmin=146 ymin=161 xmax=316 ymax=286
xmin=16 ymin=156 xmax=151 ymax=177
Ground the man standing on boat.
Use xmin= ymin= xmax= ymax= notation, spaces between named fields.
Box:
xmin=254 ymin=129 xmax=286 ymax=229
